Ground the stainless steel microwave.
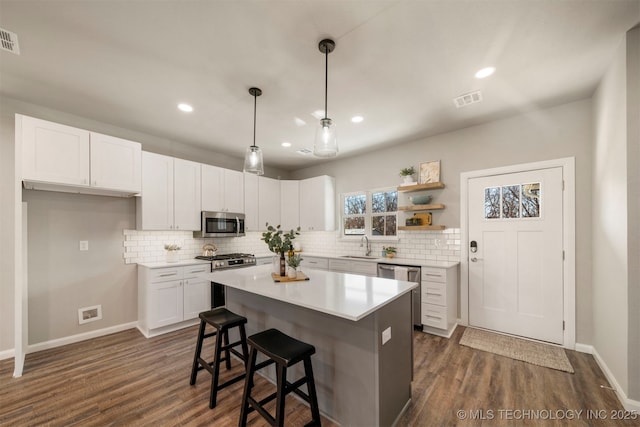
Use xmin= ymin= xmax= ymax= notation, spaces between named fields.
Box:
xmin=193 ymin=211 xmax=245 ymax=238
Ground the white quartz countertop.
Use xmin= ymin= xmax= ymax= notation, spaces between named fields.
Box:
xmin=256 ymin=252 xmax=459 ymax=269
xmin=137 ymin=259 xmax=211 ymax=269
xmin=205 ymin=265 xmax=418 ymax=322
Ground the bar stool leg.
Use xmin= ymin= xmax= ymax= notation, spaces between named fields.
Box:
xmin=189 ymin=320 xmax=207 ymax=386
xmin=304 ymin=357 xmax=322 ymax=426
xmin=238 ymin=348 xmax=258 ymax=427
xmin=209 ymin=328 xmax=224 ymax=409
xmin=275 ymin=364 xmax=287 ymax=427
xmin=223 ymin=329 xmax=232 ymax=370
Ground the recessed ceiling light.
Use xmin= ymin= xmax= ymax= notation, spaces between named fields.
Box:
xmin=351 ymin=116 xmax=364 ymax=123
xmin=177 ymin=103 xmax=193 ymax=112
xmin=474 ymin=67 xmax=495 ymax=79
xmin=281 ymin=142 xmax=291 ymax=147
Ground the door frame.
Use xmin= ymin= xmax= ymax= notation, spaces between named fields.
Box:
xmin=460 ymin=157 xmax=576 ymax=349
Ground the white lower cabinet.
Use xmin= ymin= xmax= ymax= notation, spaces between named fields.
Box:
xmin=138 ymin=263 xmax=211 ymax=337
xmin=301 ymin=256 xmax=329 ymax=270
xmin=328 ymin=259 xmax=377 ymax=276
xmin=421 ymin=265 xmax=458 ymax=338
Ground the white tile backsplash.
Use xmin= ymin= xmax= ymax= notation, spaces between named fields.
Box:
xmin=122 ymin=228 xmax=462 ymax=264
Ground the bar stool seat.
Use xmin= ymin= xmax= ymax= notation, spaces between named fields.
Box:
xmin=239 ymin=328 xmax=321 ymax=427
xmin=189 ymin=308 xmax=249 ymax=409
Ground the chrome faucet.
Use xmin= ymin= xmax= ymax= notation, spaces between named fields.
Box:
xmin=360 ymin=235 xmax=371 ymax=256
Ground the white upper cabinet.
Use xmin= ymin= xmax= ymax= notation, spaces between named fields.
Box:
xmin=258 ymin=176 xmax=281 ymax=228
xmin=137 ymin=152 xmax=201 ymax=231
xmin=90 ymin=132 xmax=141 ymax=193
xmin=280 ymin=180 xmax=300 ymax=231
xmin=300 ymin=175 xmax=335 ymax=231
xmin=201 ymin=165 xmax=244 ymax=213
xmin=19 ymin=115 xmax=141 ymax=196
xmin=244 ymin=173 xmax=259 ymax=231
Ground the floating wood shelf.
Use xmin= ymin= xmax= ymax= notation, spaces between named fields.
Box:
xmin=398 ymin=203 xmax=445 ymax=211
xmin=397 ymin=182 xmax=445 ymax=192
xmin=398 ymin=225 xmax=446 ymax=231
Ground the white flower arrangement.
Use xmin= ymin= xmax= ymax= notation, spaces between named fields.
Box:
xmin=164 ymin=244 xmax=181 ymax=251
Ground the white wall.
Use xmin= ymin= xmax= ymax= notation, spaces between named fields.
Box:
xmin=291 ymin=99 xmax=594 ymax=343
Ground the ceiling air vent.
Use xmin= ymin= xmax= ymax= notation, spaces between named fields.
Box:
xmin=453 ymin=90 xmax=482 ymax=108
xmin=0 ymin=28 xmax=20 ymax=55
xmin=296 ymin=148 xmax=313 ymax=155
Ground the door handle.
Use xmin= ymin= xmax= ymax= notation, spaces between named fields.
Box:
xmin=471 ymin=257 xmax=483 ymax=262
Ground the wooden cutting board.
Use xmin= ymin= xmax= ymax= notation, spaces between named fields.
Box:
xmin=271 ymin=272 xmax=310 ymax=282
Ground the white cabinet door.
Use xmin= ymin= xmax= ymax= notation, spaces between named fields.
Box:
xmin=300 ymin=175 xmax=335 ymax=231
xmin=224 ymin=169 xmax=245 ymax=213
xmin=174 ymin=158 xmax=201 ymax=230
xmin=138 ymin=151 xmax=174 ymax=230
xmin=148 ymin=280 xmax=183 ymax=329
xmin=201 ymin=164 xmax=225 ymax=212
xmin=21 ymin=115 xmax=90 ymax=186
xmin=259 ymin=177 xmax=281 ymax=228
xmin=280 ymin=180 xmax=300 ymax=231
xmin=244 ymin=173 xmax=259 ymax=231
xmin=183 ymin=276 xmax=211 ymax=320
xmin=90 ymin=132 xmax=141 ymax=192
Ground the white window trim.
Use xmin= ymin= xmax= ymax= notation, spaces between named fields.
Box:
xmin=340 ymin=187 xmax=399 ymax=241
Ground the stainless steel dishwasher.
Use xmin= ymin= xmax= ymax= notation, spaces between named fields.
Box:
xmin=377 ymin=263 xmax=421 ymax=328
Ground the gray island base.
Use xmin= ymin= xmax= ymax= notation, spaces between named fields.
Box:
xmin=206 ymin=265 xmax=416 ymax=426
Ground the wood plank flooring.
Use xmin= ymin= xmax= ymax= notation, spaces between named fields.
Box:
xmin=0 ymin=325 xmax=635 ymax=426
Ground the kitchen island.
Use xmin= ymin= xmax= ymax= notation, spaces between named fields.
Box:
xmin=205 ymin=265 xmax=418 ymax=427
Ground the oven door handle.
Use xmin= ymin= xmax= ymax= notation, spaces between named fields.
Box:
xmin=236 ymin=216 xmax=240 ymax=237
xmin=378 ymin=265 xmax=396 ymax=271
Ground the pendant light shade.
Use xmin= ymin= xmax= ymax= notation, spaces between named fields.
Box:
xmin=314 ymin=39 xmax=338 ymax=158
xmin=243 ymin=87 xmax=264 ymax=175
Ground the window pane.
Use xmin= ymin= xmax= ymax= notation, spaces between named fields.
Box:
xmin=384 ymin=215 xmax=396 ymax=236
xmin=372 ymin=215 xmax=397 ymax=236
xmin=484 ymin=187 xmax=500 ymax=219
xmin=344 ymin=194 xmax=366 ymax=215
xmin=522 ymin=183 xmax=541 ymax=218
xmin=343 ymin=216 xmax=365 ymax=235
xmin=502 ymin=185 xmax=520 ymax=218
xmin=372 ymin=190 xmax=397 ymax=213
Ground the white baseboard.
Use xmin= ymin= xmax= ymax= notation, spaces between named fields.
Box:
xmin=589 ymin=346 xmax=640 ymax=412
xmin=0 ymin=348 xmax=15 ymax=361
xmin=26 ymin=322 xmax=138 ymax=354
xmin=574 ymin=342 xmax=593 ymax=354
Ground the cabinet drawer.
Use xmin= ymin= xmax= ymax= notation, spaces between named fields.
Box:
xmin=422 ymin=267 xmax=446 ymax=283
xmin=329 ymin=259 xmax=350 ymax=272
xmin=422 ymin=282 xmax=446 ymax=305
xmin=149 ymin=267 xmax=182 ymax=282
xmin=183 ymin=264 xmax=210 ymax=277
xmin=350 ymin=261 xmax=377 ymax=277
xmin=421 ymin=303 xmax=447 ymax=329
xmin=303 ymin=257 xmax=329 ymax=270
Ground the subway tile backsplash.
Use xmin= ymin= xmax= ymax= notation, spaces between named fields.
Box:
xmin=122 ymin=228 xmax=461 ymax=264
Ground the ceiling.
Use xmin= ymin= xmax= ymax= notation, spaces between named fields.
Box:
xmin=1 ymin=1 xmax=638 ymax=171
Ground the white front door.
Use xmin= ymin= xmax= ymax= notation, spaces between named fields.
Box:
xmin=468 ymin=167 xmax=564 ymax=344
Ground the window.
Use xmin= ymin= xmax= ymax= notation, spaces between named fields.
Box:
xmin=342 ymin=188 xmax=397 ymax=237
xmin=484 ymin=182 xmax=541 ymax=220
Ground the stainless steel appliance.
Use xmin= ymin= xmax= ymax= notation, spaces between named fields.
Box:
xmin=193 ymin=211 xmax=245 ymax=238
xmin=195 ymin=253 xmax=256 ymax=308
xmin=377 ymin=263 xmax=421 ymax=328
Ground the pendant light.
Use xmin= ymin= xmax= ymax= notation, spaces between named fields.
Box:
xmin=243 ymin=87 xmax=264 ymax=175
xmin=313 ymin=39 xmax=338 ymax=158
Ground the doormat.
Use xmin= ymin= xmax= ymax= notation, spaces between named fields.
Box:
xmin=459 ymin=327 xmax=574 ymax=373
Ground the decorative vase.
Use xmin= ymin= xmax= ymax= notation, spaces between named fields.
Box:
xmin=279 ymin=252 xmax=286 ymax=277
xmin=287 ymin=267 xmax=297 ymax=279
xmin=166 ymin=250 xmax=179 ymax=263
xmin=272 ymin=255 xmax=280 ymax=274
xmin=386 ymin=252 xmax=395 ymax=258
xmin=402 ymin=175 xmax=414 ymax=185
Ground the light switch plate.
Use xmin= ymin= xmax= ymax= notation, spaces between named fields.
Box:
xmin=382 ymin=326 xmax=391 ymax=345
xmin=79 ymin=240 xmax=89 ymax=251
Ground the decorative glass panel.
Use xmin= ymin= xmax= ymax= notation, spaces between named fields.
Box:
xmin=343 ymin=217 xmax=365 ymax=235
xmin=372 ymin=190 xmax=397 ymax=213
xmin=502 ymin=185 xmax=520 ymax=218
xmin=521 ymin=183 xmax=541 ymax=218
xmin=484 ymin=187 xmax=500 ymax=219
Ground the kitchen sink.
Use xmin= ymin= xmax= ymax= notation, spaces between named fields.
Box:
xmin=339 ymin=255 xmax=380 ymax=260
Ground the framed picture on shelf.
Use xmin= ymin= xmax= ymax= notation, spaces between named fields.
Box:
xmin=419 ymin=161 xmax=440 ymax=184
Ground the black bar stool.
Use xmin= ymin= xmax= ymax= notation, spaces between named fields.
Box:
xmin=239 ymin=328 xmax=321 ymax=427
xmin=189 ymin=308 xmax=250 ymax=409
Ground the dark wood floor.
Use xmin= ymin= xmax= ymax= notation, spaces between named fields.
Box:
xmin=0 ymin=325 xmax=635 ymax=426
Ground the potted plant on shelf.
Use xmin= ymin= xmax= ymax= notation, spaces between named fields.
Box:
xmin=261 ymin=223 xmax=301 ymax=276
xmin=400 ymin=166 xmax=416 ymax=185
xmin=286 ymin=253 xmax=303 ymax=279
xmin=383 ymin=246 xmax=397 ymax=258
xmin=164 ymin=243 xmax=181 ymax=263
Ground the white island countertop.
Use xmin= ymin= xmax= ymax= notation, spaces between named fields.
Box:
xmin=205 ymin=264 xmax=418 ymax=322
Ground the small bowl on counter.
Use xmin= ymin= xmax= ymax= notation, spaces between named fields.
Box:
xmin=409 ymin=195 xmax=432 ymax=205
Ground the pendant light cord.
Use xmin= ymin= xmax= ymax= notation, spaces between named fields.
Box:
xmin=324 ymin=47 xmax=328 ymax=119
xmin=252 ymin=92 xmax=257 ymax=148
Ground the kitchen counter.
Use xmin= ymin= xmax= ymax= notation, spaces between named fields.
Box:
xmin=205 ymin=264 xmax=417 ymax=321
xmin=210 ymin=264 xmax=415 ymax=426
xmin=257 ymin=252 xmax=459 ymax=269
xmin=136 ymin=259 xmax=211 ymax=268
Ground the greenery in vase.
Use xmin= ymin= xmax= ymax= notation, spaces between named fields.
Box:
xmin=399 ymin=166 xmax=416 ymax=177
xmin=383 ymin=246 xmax=397 ymax=254
xmin=164 ymin=244 xmax=181 ymax=251
xmin=261 ymin=223 xmax=301 ymax=254
xmin=286 ymin=253 xmax=303 ymax=268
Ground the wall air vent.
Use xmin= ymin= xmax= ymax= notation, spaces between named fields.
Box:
xmin=0 ymin=28 xmax=20 ymax=55
xmin=296 ymin=148 xmax=313 ymax=155
xmin=453 ymin=90 xmax=482 ymax=108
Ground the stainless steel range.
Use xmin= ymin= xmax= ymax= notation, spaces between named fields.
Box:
xmin=195 ymin=253 xmax=256 ymax=270
xmin=195 ymin=253 xmax=257 ymax=308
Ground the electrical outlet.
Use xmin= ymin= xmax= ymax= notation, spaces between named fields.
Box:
xmin=382 ymin=326 xmax=392 ymax=345
xmin=79 ymin=240 xmax=89 ymax=251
